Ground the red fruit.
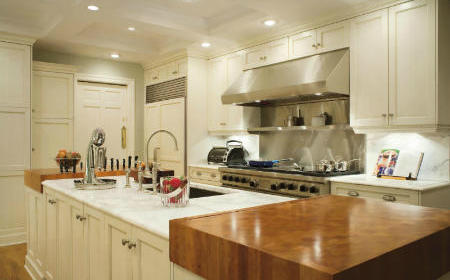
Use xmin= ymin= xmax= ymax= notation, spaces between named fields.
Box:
xmin=169 ymin=178 xmax=181 ymax=188
xmin=163 ymin=179 xmax=169 ymax=187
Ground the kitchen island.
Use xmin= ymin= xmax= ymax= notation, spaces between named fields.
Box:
xmin=24 ymin=175 xmax=293 ymax=280
xmin=170 ymin=195 xmax=450 ymax=280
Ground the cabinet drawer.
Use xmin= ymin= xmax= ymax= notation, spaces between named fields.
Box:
xmin=331 ymin=182 xmax=419 ymax=205
xmin=189 ymin=167 xmax=220 ymax=183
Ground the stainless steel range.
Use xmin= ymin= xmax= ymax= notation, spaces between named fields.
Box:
xmin=219 ymin=165 xmax=359 ymax=198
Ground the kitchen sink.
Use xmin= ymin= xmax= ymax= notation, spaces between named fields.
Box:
xmin=189 ymin=187 xmax=225 ymax=199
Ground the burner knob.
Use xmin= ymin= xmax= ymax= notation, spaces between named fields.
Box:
xmin=234 ymin=177 xmax=240 ymax=182
xmin=279 ymin=183 xmax=286 ymax=189
xmin=249 ymin=181 xmax=257 ymax=187
xmin=309 ymin=186 xmax=319 ymax=194
xmin=240 ymin=178 xmax=248 ymax=183
xmin=287 ymin=184 xmax=297 ymax=190
xmin=300 ymin=185 xmax=309 ymax=192
xmin=228 ymin=176 xmax=234 ymax=181
xmin=270 ymin=184 xmax=280 ymax=191
xmin=222 ymin=175 xmax=228 ymax=181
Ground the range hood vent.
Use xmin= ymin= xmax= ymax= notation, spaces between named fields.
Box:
xmin=221 ymin=49 xmax=349 ymax=106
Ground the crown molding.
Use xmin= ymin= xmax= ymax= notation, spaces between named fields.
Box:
xmin=33 ymin=61 xmax=78 ymax=74
xmin=142 ymin=49 xmax=208 ymax=70
xmin=0 ymin=31 xmax=36 ymax=46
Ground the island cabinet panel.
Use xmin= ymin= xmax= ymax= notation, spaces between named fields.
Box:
xmin=44 ymin=190 xmax=58 ymax=280
xmin=105 ymin=215 xmax=133 ymax=280
xmin=83 ymin=206 xmax=106 ymax=280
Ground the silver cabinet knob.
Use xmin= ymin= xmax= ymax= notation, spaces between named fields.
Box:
xmin=48 ymin=199 xmax=56 ymax=205
xmin=312 ymin=44 xmax=317 ymax=48
xmin=382 ymin=194 xmax=396 ymax=202
xmin=317 ymin=43 xmax=321 ymax=47
xmin=388 ymin=113 xmax=394 ymax=117
xmin=196 ymin=171 xmax=202 ymax=176
xmin=121 ymin=239 xmax=130 ymax=246
xmin=382 ymin=113 xmax=387 ymax=117
xmin=76 ymin=214 xmax=86 ymax=221
xmin=172 ymin=71 xmax=178 ymax=75
xmin=347 ymin=190 xmax=359 ymax=197
xmin=128 ymin=242 xmax=136 ymax=249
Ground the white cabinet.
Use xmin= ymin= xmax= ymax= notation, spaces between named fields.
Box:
xmin=105 ymin=215 xmax=171 ymax=280
xmin=207 ymin=52 xmax=260 ymax=133
xmin=83 ymin=206 xmax=106 ymax=280
xmin=243 ymin=38 xmax=288 ymax=69
xmin=388 ymin=0 xmax=436 ymax=126
xmin=145 ymin=58 xmax=188 ymax=85
xmin=289 ymin=21 xmax=350 ymax=60
xmin=350 ymin=0 xmax=449 ymax=131
xmin=144 ymin=98 xmax=185 ymax=175
xmin=44 ymin=191 xmax=58 ymax=280
xmin=189 ymin=166 xmax=220 ymax=186
xmin=350 ymin=9 xmax=389 ymax=127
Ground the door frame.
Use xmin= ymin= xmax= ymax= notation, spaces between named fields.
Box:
xmin=74 ymin=73 xmax=136 ymax=156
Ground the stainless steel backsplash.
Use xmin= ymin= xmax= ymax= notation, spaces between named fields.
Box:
xmin=258 ymin=100 xmax=366 ymax=171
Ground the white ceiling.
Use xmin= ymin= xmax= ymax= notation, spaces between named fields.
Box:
xmin=0 ymin=0 xmax=386 ymax=64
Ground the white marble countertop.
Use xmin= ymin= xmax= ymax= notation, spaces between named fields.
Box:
xmin=328 ymin=174 xmax=450 ymax=191
xmin=42 ymin=176 xmax=294 ymax=240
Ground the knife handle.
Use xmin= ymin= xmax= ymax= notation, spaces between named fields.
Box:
xmin=116 ymin=159 xmax=119 ymax=171
xmin=110 ymin=158 xmax=114 ymax=171
xmin=128 ymin=156 xmax=132 ymax=169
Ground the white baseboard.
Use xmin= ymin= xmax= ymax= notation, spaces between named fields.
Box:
xmin=0 ymin=227 xmax=26 ymax=246
xmin=25 ymin=254 xmax=44 ymax=280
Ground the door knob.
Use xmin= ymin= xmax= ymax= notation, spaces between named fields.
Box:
xmin=128 ymin=242 xmax=136 ymax=249
xmin=121 ymin=239 xmax=130 ymax=246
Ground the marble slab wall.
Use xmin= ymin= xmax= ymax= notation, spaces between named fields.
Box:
xmin=365 ymin=133 xmax=450 ymax=180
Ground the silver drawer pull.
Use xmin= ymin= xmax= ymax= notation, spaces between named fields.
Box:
xmin=347 ymin=191 xmax=359 ymax=197
xmin=382 ymin=194 xmax=396 ymax=202
xmin=196 ymin=171 xmax=202 ymax=176
xmin=76 ymin=214 xmax=86 ymax=221
xmin=128 ymin=242 xmax=136 ymax=249
xmin=172 ymin=71 xmax=178 ymax=75
xmin=210 ymin=173 xmax=216 ymax=178
xmin=121 ymin=239 xmax=129 ymax=246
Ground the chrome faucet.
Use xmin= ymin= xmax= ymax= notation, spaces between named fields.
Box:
xmin=145 ymin=130 xmax=178 ymax=194
xmin=84 ymin=128 xmax=106 ymax=184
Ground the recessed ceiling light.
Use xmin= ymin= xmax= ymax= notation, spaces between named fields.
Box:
xmin=87 ymin=5 xmax=99 ymax=11
xmin=201 ymin=42 xmax=211 ymax=48
xmin=128 ymin=27 xmax=135 ymax=31
xmin=111 ymin=53 xmax=120 ymax=59
xmin=263 ymin=19 xmax=277 ymax=27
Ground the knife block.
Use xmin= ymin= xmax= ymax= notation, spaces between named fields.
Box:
xmin=129 ymin=168 xmax=174 ymax=184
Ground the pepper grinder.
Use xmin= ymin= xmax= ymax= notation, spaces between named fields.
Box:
xmin=125 ymin=156 xmax=131 ymax=188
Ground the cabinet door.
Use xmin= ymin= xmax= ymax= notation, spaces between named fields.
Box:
xmin=265 ymin=38 xmax=289 ymax=65
xmin=26 ymin=190 xmax=38 ymax=267
xmin=131 ymin=226 xmax=170 ymax=280
xmin=149 ymin=69 xmax=160 ymax=85
xmin=144 ymin=104 xmax=161 ymax=162
xmin=167 ymin=62 xmax=179 ymax=81
xmin=58 ymin=195 xmax=84 ymax=280
xmin=207 ymin=57 xmax=228 ymax=131
xmin=32 ymin=71 xmax=73 ymax=119
xmin=177 ymin=58 xmax=188 ymax=78
xmin=350 ymin=9 xmax=389 ymax=127
xmin=388 ymin=0 xmax=436 ymax=126
xmin=243 ymin=44 xmax=266 ymax=69
xmin=105 ymin=216 xmax=132 ymax=280
xmin=225 ymin=53 xmax=245 ymax=130
xmin=316 ymin=20 xmax=350 ymax=53
xmin=44 ymin=192 xmax=58 ymax=280
xmin=83 ymin=206 xmax=106 ymax=280
xmin=289 ymin=30 xmax=317 ymax=59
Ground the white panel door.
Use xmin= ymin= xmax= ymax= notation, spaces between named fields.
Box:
xmin=289 ymin=30 xmax=317 ymax=59
xmin=83 ymin=205 xmax=106 ymax=280
xmin=350 ymin=9 xmax=389 ymax=128
xmin=316 ymin=20 xmax=350 ymax=53
xmin=76 ymin=82 xmax=128 ymax=160
xmin=0 ymin=42 xmax=30 ymax=107
xmin=160 ymin=98 xmax=185 ymax=175
xmin=243 ymin=44 xmax=266 ymax=69
xmin=32 ymin=71 xmax=73 ymax=119
xmin=105 ymin=216 xmax=132 ymax=280
xmin=32 ymin=120 xmax=73 ymax=168
xmin=388 ymin=0 xmax=436 ymax=126
xmin=26 ymin=189 xmax=45 ymax=273
xmin=207 ymin=58 xmax=228 ymax=131
xmin=265 ymin=38 xmax=289 ymax=65
xmin=131 ymin=226 xmax=170 ymax=280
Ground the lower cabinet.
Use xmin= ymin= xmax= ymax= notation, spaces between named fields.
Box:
xmin=27 ymin=187 xmax=175 ymax=280
xmin=189 ymin=166 xmax=220 ymax=186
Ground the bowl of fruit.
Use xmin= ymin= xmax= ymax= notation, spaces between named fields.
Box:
xmin=55 ymin=150 xmax=81 ymax=172
xmin=159 ymin=176 xmax=189 ymax=207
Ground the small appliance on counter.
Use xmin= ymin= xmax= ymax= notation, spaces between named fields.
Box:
xmin=207 ymin=140 xmax=246 ymax=166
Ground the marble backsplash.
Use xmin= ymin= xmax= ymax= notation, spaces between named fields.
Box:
xmin=365 ymin=133 xmax=450 ymax=180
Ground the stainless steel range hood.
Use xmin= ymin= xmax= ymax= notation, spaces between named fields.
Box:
xmin=222 ymin=49 xmax=349 ymax=106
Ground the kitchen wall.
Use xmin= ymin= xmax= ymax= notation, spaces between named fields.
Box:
xmin=365 ymin=133 xmax=450 ymax=180
xmin=32 ymin=49 xmax=145 ymax=157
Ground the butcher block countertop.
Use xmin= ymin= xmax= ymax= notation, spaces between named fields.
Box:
xmin=170 ymin=195 xmax=450 ymax=280
xmin=24 ymin=168 xmax=125 ymax=193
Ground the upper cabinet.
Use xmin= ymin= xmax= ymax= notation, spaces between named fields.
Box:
xmin=350 ymin=0 xmax=448 ymax=132
xmin=208 ymin=52 xmax=260 ymax=133
xmin=145 ymin=58 xmax=187 ymax=85
xmin=289 ymin=20 xmax=350 ymax=60
xmin=243 ymin=38 xmax=288 ymax=69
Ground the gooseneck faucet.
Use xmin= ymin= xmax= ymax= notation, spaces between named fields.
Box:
xmin=145 ymin=130 xmax=178 ymax=194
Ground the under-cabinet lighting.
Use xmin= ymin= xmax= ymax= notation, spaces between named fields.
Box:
xmin=111 ymin=53 xmax=120 ymax=58
xmin=88 ymin=5 xmax=99 ymax=11
xmin=128 ymin=27 xmax=135 ymax=31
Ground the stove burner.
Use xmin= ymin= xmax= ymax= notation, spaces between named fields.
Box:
xmin=226 ymin=164 xmax=360 ymax=177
